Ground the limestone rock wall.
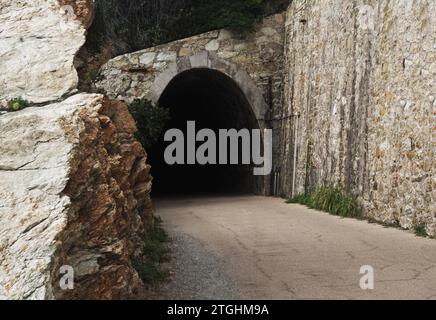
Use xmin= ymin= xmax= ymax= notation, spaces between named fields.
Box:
xmin=0 ymin=0 xmax=155 ymax=299
xmin=0 ymin=94 xmax=152 ymax=299
xmin=282 ymin=0 xmax=435 ymax=235
xmin=0 ymin=0 xmax=91 ymax=104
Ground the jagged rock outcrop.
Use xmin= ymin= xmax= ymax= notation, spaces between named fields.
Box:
xmin=0 ymin=94 xmax=153 ymax=299
xmin=0 ymin=0 xmax=90 ymax=104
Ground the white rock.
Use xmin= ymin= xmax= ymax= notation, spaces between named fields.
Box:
xmin=205 ymin=39 xmax=220 ymax=51
xmin=139 ymin=52 xmax=156 ymax=66
xmin=156 ymin=51 xmax=177 ymax=62
xmin=0 ymin=93 xmax=102 ymax=299
xmin=0 ymin=0 xmax=86 ymax=104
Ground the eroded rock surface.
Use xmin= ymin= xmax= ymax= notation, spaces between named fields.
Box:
xmin=0 ymin=94 xmax=152 ymax=299
xmin=58 ymin=0 xmax=95 ymax=29
xmin=0 ymin=0 xmax=88 ymax=104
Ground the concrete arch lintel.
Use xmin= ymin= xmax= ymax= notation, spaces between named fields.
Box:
xmin=150 ymin=51 xmax=268 ymax=121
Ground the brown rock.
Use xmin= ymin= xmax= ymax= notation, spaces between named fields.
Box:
xmin=58 ymin=0 xmax=95 ymax=29
xmin=54 ymin=97 xmax=153 ymax=300
xmin=0 ymin=94 xmax=153 ymax=299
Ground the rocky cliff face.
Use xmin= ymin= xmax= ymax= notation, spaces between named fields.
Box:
xmin=0 ymin=0 xmax=153 ymax=299
xmin=0 ymin=94 xmax=152 ymax=299
xmin=281 ymin=0 xmax=435 ymax=235
xmin=0 ymin=0 xmax=93 ymax=104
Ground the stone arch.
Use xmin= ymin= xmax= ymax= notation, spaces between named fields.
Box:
xmin=147 ymin=61 xmax=268 ymax=195
xmin=95 ymin=46 xmax=275 ymax=196
xmin=149 ymin=51 xmax=269 ymax=122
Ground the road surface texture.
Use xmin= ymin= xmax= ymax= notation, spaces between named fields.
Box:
xmin=153 ymin=195 xmax=436 ymax=300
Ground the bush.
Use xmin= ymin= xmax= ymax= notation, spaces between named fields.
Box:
xmin=87 ymin=0 xmax=290 ymax=55
xmin=128 ymin=99 xmax=170 ymax=149
xmin=190 ymin=0 xmax=264 ymax=33
xmin=132 ymin=216 xmax=170 ymax=285
xmin=287 ymin=186 xmax=363 ymax=219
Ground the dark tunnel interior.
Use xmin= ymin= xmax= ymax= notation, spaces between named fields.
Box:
xmin=148 ymin=68 xmax=261 ymax=196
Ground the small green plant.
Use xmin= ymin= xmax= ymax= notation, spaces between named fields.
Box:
xmin=132 ymin=216 xmax=170 ymax=285
xmin=128 ymin=99 xmax=170 ymax=149
xmin=8 ymin=97 xmax=31 ymax=112
xmin=414 ymin=224 xmax=428 ymax=238
xmin=287 ymin=186 xmax=363 ymax=219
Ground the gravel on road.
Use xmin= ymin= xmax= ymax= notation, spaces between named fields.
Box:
xmin=151 ymin=229 xmax=241 ymax=300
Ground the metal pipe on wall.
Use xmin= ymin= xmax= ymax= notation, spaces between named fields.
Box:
xmin=292 ymin=113 xmax=300 ymax=198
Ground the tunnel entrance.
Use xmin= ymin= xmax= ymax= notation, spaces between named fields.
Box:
xmin=149 ymin=68 xmax=262 ymax=196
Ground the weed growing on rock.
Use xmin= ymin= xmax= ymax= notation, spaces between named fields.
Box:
xmin=6 ymin=97 xmax=31 ymax=112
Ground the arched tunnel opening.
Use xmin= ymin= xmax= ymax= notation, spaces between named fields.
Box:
xmin=148 ymin=68 xmax=262 ymax=196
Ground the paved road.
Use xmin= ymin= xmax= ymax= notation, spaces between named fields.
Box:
xmin=154 ymin=195 xmax=436 ymax=300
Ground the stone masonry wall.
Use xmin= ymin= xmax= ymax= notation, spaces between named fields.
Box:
xmin=281 ymin=0 xmax=435 ymax=235
xmin=94 ymin=13 xmax=286 ymax=123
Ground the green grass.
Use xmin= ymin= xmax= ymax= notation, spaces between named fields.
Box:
xmin=288 ymin=188 xmax=434 ymax=239
xmin=286 ymin=193 xmax=310 ymax=205
xmin=132 ymin=216 xmax=170 ymax=285
xmin=287 ymin=186 xmax=363 ymax=219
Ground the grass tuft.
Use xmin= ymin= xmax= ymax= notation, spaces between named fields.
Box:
xmin=414 ymin=224 xmax=428 ymax=238
xmin=288 ymin=188 xmax=434 ymax=239
xmin=286 ymin=193 xmax=310 ymax=205
xmin=287 ymin=186 xmax=362 ymax=219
